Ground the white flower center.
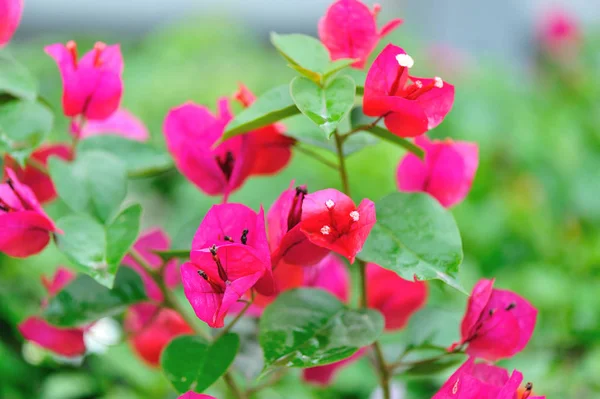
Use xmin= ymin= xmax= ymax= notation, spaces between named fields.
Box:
xmin=325 ymin=199 xmax=335 ymax=209
xmin=396 ymin=53 xmax=414 ymax=68
xmin=434 ymin=76 xmax=444 ymax=88
xmin=320 ymin=225 xmax=331 ymax=235
xmin=414 ymin=80 xmax=423 ymax=89
xmin=349 ymin=211 xmax=360 ymax=222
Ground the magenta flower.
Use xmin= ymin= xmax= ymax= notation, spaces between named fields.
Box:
xmin=4 ymin=144 xmax=73 ymax=204
xmin=433 ymin=358 xmax=545 ymax=399
xmin=451 ymin=279 xmax=538 ymax=362
xmin=233 ymin=84 xmax=295 ymax=176
xmin=0 ymin=168 xmax=58 ymax=258
xmin=71 ymin=108 xmax=148 ymax=141
xmin=164 ymin=99 xmax=253 ymax=200
xmin=366 ymin=263 xmax=427 ymax=331
xmin=268 ymin=182 xmax=330 ymax=267
xmin=0 ymin=0 xmax=23 ymax=48
xmin=397 ymin=135 xmax=479 ymax=208
xmin=363 ymin=44 xmax=455 ymax=138
xmin=178 ymin=393 xmax=217 ymax=399
xmin=537 ymin=7 xmax=581 ymax=57
xmin=299 ymin=188 xmax=376 ymax=263
xmin=122 ymin=228 xmax=181 ymax=303
xmin=45 ymin=41 xmax=123 ymax=120
xmin=124 ymin=303 xmax=192 ymax=367
xmin=181 ymin=204 xmax=274 ymax=328
xmin=19 ymin=267 xmax=87 ymax=358
xmin=318 ymin=0 xmax=402 ymax=69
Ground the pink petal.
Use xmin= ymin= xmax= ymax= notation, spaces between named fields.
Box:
xmin=61 ymin=66 xmax=122 ymax=120
xmin=379 ymin=19 xmax=403 ymax=38
xmin=79 ymin=43 xmax=123 ymax=75
xmin=41 ymin=267 xmax=76 ymax=297
xmin=364 ymin=44 xmax=410 ymax=104
xmin=0 ymin=211 xmax=55 ymax=257
xmin=178 ymin=392 xmax=217 ymax=399
xmin=460 ymin=279 xmax=494 ymax=341
xmin=303 ymin=254 xmax=350 ymax=302
xmin=471 ymin=363 xmax=510 ymax=386
xmin=0 ymin=0 xmax=23 ymax=48
xmin=78 ymin=108 xmax=148 ymax=141
xmin=411 ymin=76 xmax=455 ymax=130
xmin=248 ymin=125 xmax=294 ymax=176
xmin=466 ymin=309 xmax=521 ymax=361
xmin=44 ymin=43 xmax=76 ymax=78
xmin=497 ymin=370 xmax=524 ymax=399
xmin=18 ymin=317 xmax=86 ymax=357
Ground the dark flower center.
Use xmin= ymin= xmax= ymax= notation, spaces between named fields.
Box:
xmin=287 ymin=186 xmax=307 ymax=231
xmin=216 ymin=151 xmax=235 ymax=181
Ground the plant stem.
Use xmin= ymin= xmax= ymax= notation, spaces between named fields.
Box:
xmin=294 ymin=144 xmax=339 ymax=171
xmin=223 ymin=372 xmax=247 ymax=399
xmin=333 ymin=131 xmax=350 ymax=195
xmin=373 ymin=341 xmax=391 ymax=399
xmin=215 ymin=291 xmax=255 ymax=340
xmin=358 ymin=259 xmax=367 ymax=308
xmin=26 ymin=157 xmax=49 ymax=175
xmin=343 ymin=116 xmax=384 ymax=138
xmin=387 ymin=347 xmax=465 ymax=372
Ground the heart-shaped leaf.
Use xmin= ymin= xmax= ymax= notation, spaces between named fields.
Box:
xmin=358 ymin=192 xmax=465 ymax=292
xmin=0 ymin=53 xmax=37 ymax=101
xmin=43 ymin=266 xmax=147 ymax=327
xmin=270 ymin=33 xmax=331 ymax=82
xmin=290 ymin=75 xmax=356 ymax=136
xmin=161 ymin=334 xmax=239 ymax=394
xmin=259 ymin=289 xmax=383 ymax=373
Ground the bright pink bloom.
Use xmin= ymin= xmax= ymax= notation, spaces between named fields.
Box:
xmin=4 ymin=144 xmax=73 ymax=204
xmin=41 ymin=267 xmax=76 ymax=296
xmin=300 ymin=188 xmax=376 ymax=263
xmin=363 ymin=44 xmax=455 ymax=138
xmin=178 ymin=393 xmax=217 ymax=399
xmin=71 ymin=108 xmax=148 ymax=141
xmin=0 ymin=0 xmax=23 ymax=48
xmin=537 ymin=8 xmax=581 ymax=56
xmin=366 ymin=263 xmax=427 ymax=331
xmin=0 ymin=169 xmax=58 ymax=257
xmin=164 ymin=99 xmax=253 ymax=200
xmin=268 ymin=183 xmax=330 ymax=267
xmin=252 ymin=260 xmax=304 ymax=310
xmin=233 ymin=84 xmax=295 ymax=176
xmin=45 ymin=41 xmax=123 ymax=120
xmin=452 ymin=279 xmax=538 ymax=362
xmin=122 ymin=228 xmax=181 ymax=303
xmin=303 ymin=253 xmax=349 ymax=302
xmin=432 ymin=358 xmax=545 ymax=399
xmin=318 ymin=0 xmax=402 ymax=69
xmin=124 ymin=303 xmax=193 ymax=367
xmin=396 ymin=135 xmax=478 ymax=208
xmin=181 ymin=204 xmax=273 ymax=328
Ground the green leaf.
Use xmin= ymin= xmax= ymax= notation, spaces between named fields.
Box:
xmin=55 ymin=206 xmax=142 ymax=288
xmin=49 ymin=150 xmax=128 ymax=223
xmin=366 ymin=126 xmax=424 ymax=159
xmin=0 ymin=53 xmax=37 ymax=101
xmin=290 ymin=76 xmax=356 ymax=136
xmin=153 ymin=249 xmax=190 ymax=262
xmin=222 ymin=84 xmax=299 ymax=139
xmin=358 ymin=192 xmax=465 ymax=293
xmin=404 ymin=355 xmax=464 ymax=376
xmin=323 ymin=58 xmax=356 ymax=81
xmin=270 ymin=33 xmax=330 ymax=82
xmin=43 ymin=267 xmax=147 ymax=327
xmin=344 ymin=69 xmax=366 ymax=95
xmin=0 ymin=99 xmax=53 ymax=164
xmin=161 ymin=334 xmax=239 ymax=394
xmin=78 ymin=135 xmax=173 ymax=178
xmin=259 ymin=289 xmax=384 ymax=373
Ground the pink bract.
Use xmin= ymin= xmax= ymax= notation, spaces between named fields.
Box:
xmin=303 ymin=253 xmax=350 ymax=302
xmin=45 ymin=41 xmax=123 ymax=120
xmin=318 ymin=0 xmax=402 ymax=69
xmin=537 ymin=7 xmax=581 ymax=56
xmin=18 ymin=317 xmax=86 ymax=357
xmin=0 ymin=169 xmax=58 ymax=257
xmin=164 ymin=99 xmax=253 ymax=201
xmin=0 ymin=0 xmax=23 ymax=48
xmin=366 ymin=263 xmax=427 ymax=331
xmin=300 ymin=188 xmax=376 ymax=263
xmin=363 ymin=44 xmax=455 ymax=137
xmin=178 ymin=393 xmax=217 ymax=399
xmin=397 ymin=135 xmax=479 ymax=208
xmin=72 ymin=108 xmax=149 ymax=141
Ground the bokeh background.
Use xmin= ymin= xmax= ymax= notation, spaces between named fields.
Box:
xmin=2 ymin=0 xmax=600 ymax=398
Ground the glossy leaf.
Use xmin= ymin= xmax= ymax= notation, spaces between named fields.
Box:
xmin=222 ymin=84 xmax=299 ymax=139
xmin=270 ymin=33 xmax=330 ymax=81
xmin=161 ymin=334 xmax=239 ymax=394
xmin=358 ymin=192 xmax=465 ymax=292
xmin=49 ymin=150 xmax=128 ymax=223
xmin=290 ymin=76 xmax=356 ymax=136
xmin=344 ymin=69 xmax=366 ymax=95
xmin=78 ymin=135 xmax=173 ymax=178
xmin=43 ymin=267 xmax=147 ymax=327
xmin=259 ymin=289 xmax=384 ymax=373
xmin=154 ymin=249 xmax=190 ymax=262
xmin=323 ymin=59 xmax=357 ymax=81
xmin=105 ymin=204 xmax=143 ymax=268
xmin=0 ymin=99 xmax=53 ymax=165
xmin=0 ymin=53 xmax=37 ymax=101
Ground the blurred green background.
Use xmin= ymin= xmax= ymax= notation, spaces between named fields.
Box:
xmin=2 ymin=5 xmax=600 ymax=399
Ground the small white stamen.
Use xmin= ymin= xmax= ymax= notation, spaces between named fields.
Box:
xmin=325 ymin=199 xmax=335 ymax=209
xmin=434 ymin=76 xmax=444 ymax=88
xmin=415 ymin=80 xmax=423 ymax=89
xmin=320 ymin=225 xmax=331 ymax=235
xmin=349 ymin=211 xmax=360 ymax=222
xmin=396 ymin=53 xmax=414 ymax=68
xmin=452 ymin=378 xmax=460 ymax=395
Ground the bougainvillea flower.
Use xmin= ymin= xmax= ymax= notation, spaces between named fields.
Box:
xmin=300 ymin=188 xmax=375 ymax=263
xmin=122 ymin=228 xmax=181 ymax=303
xmin=0 ymin=0 xmax=23 ymax=48
xmin=363 ymin=44 xmax=455 ymax=137
xmin=181 ymin=203 xmax=273 ymax=328
xmin=164 ymin=99 xmax=253 ymax=200
xmin=124 ymin=303 xmax=192 ymax=367
xmin=0 ymin=168 xmax=58 ymax=257
xmin=233 ymin=84 xmax=295 ymax=176
xmin=71 ymin=108 xmax=148 ymax=141
xmin=178 ymin=393 xmax=217 ymax=399
xmin=537 ymin=7 xmax=581 ymax=57
xmin=252 ymin=260 xmax=304 ymax=311
xmin=318 ymin=0 xmax=402 ymax=69
xmin=304 ymin=349 xmax=366 ymax=386
xmin=45 ymin=41 xmax=123 ymax=120
xmin=366 ymin=263 xmax=427 ymax=331
xmin=451 ymin=279 xmax=537 ymax=361
xmin=432 ymin=358 xmax=545 ymax=399
xmin=268 ymin=182 xmax=330 ymax=267
xmin=4 ymin=144 xmax=72 ymax=204
xmin=396 ymin=135 xmax=479 ymax=208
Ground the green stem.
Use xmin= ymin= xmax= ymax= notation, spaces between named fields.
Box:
xmin=223 ymin=372 xmax=247 ymax=399
xmin=215 ymin=291 xmax=255 ymax=340
xmin=358 ymin=259 xmax=367 ymax=308
xmin=343 ymin=115 xmax=384 ymax=138
xmin=333 ymin=131 xmax=350 ymax=195
xmin=294 ymin=144 xmax=339 ymax=171
xmin=373 ymin=341 xmax=391 ymax=399
xmin=387 ymin=347 xmax=465 ymax=372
